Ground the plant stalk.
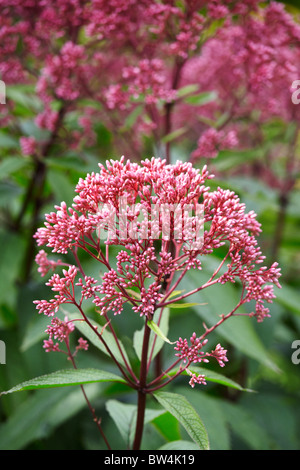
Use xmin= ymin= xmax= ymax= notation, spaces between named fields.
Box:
xmin=132 ymin=318 xmax=151 ymax=450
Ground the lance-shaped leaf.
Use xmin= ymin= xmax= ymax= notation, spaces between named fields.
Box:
xmin=153 ymin=391 xmax=210 ymax=450
xmin=167 ymin=366 xmax=254 ymax=392
xmin=184 ymin=90 xmax=218 ymax=106
xmin=147 ymin=319 xmax=176 ymax=345
xmin=106 ymin=399 xmax=165 ymax=448
xmin=168 ymin=302 xmax=207 ymax=309
xmin=134 ymin=308 xmax=171 ymax=361
xmin=0 ymin=368 xmax=126 ymax=395
xmin=61 ymin=308 xmax=131 ymax=369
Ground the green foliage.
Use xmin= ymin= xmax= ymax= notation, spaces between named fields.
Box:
xmin=153 ymin=391 xmax=210 ymax=450
xmin=0 ymin=369 xmax=127 ymax=395
xmin=0 ymin=70 xmax=300 ymax=451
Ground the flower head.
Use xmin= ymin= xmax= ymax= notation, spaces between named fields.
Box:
xmin=34 ymin=156 xmax=280 ymax=382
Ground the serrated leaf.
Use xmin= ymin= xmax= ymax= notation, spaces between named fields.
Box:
xmin=0 ymin=368 xmax=126 ymax=395
xmin=106 ymin=400 xmax=136 ymax=446
xmin=153 ymin=391 xmax=209 ymax=450
xmin=176 ymin=388 xmax=230 ymax=450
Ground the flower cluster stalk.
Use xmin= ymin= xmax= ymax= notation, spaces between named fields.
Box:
xmin=33 ymin=157 xmax=281 ymax=449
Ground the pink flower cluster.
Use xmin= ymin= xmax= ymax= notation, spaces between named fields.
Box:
xmin=175 ymin=334 xmax=228 ymax=367
xmin=122 ymin=59 xmax=177 ymax=105
xmin=43 ymin=315 xmax=88 ymax=354
xmin=191 ymin=128 xmax=239 ymax=160
xmin=19 ymin=137 xmax=37 ymax=157
xmin=178 ymin=2 xmax=300 ymax=159
xmin=34 ymin=157 xmax=281 ymax=385
xmin=187 ymin=373 xmax=207 ymax=388
xmin=175 ymin=333 xmax=228 ymax=388
xmin=34 ymin=265 xmax=78 ymax=316
xmin=2 ymin=0 xmax=279 ymax=156
xmin=35 ymin=249 xmax=64 ymax=277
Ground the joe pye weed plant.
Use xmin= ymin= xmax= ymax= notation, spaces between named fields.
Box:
xmin=0 ymin=157 xmax=281 ymax=450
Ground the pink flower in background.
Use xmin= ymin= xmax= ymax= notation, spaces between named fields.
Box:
xmin=19 ymin=136 xmax=37 ymax=156
xmin=3 ymin=0 xmax=284 ymax=158
xmin=191 ymin=128 xmax=238 ymax=160
xmin=0 ymin=1 xmax=294 ymax=451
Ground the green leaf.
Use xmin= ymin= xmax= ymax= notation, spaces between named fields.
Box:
xmin=47 ymin=169 xmax=74 ymax=206
xmin=106 ymin=399 xmax=165 ymax=448
xmin=214 ymin=148 xmax=264 ymax=172
xmin=6 ymin=84 xmax=41 ymax=110
xmin=106 ymin=400 xmax=136 ymax=447
xmin=62 ymin=308 xmax=131 ymax=369
xmin=0 ymin=231 xmax=26 ymax=308
xmin=0 ymin=131 xmax=19 ymax=149
xmin=167 ymin=290 xmax=185 ymax=299
xmin=153 ymin=391 xmax=210 ymax=450
xmin=0 ymin=385 xmax=101 ymax=450
xmin=169 ymin=302 xmax=207 ymax=309
xmin=158 ymin=440 xmax=201 ymax=451
xmin=46 ymin=155 xmax=88 ymax=173
xmin=122 ymin=105 xmax=144 ymax=130
xmin=219 ymin=400 xmax=273 ymax=450
xmin=152 ymin=412 xmax=181 ymax=442
xmin=148 ymin=308 xmax=171 ymax=360
xmin=176 ymin=388 xmax=230 ymax=450
xmin=0 ymin=183 xmax=21 ymax=208
xmin=133 ymin=308 xmax=171 ymax=361
xmin=176 ymin=84 xmax=199 ymax=98
xmin=0 ymin=368 xmax=126 ymax=395
xmin=20 ymin=314 xmax=49 ymax=352
xmin=147 ymin=319 xmax=176 ymax=345
xmin=184 ymin=90 xmax=218 ymax=106
xmin=0 ymin=156 xmax=30 ymax=180
xmin=179 ymin=366 xmax=254 ymax=392
xmin=274 ymin=283 xmax=300 ymax=316
xmin=161 ymin=127 xmax=187 ymax=144
xmin=124 ymin=288 xmax=141 ymax=300
xmin=236 ymin=392 xmax=299 ymax=449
